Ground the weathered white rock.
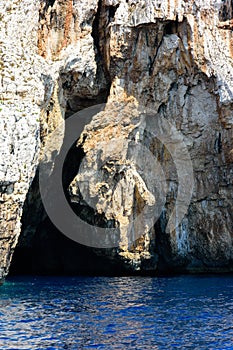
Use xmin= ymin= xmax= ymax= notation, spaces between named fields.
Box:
xmin=0 ymin=0 xmax=43 ymax=280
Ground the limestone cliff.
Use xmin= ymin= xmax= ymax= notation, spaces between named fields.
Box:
xmin=0 ymin=0 xmax=233 ymax=281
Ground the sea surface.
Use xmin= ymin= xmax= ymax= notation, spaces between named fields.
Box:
xmin=0 ymin=275 xmax=233 ymax=349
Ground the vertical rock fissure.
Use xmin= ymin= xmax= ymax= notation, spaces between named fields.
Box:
xmin=219 ymin=0 xmax=233 ymax=21
xmin=91 ymin=0 xmax=112 ymax=96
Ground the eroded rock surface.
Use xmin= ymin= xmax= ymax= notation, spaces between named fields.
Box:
xmin=69 ymin=0 xmax=233 ymax=273
xmin=0 ymin=0 xmax=233 ymax=280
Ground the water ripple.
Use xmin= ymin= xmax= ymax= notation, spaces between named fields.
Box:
xmin=0 ymin=275 xmax=233 ymax=349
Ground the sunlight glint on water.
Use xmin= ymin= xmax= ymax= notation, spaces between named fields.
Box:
xmin=0 ymin=276 xmax=233 ymax=349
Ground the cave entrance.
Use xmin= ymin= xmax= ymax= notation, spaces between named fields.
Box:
xmin=9 ymin=214 xmax=122 ymax=276
xmin=9 ymin=121 xmax=125 ymax=276
xmin=9 ymin=131 xmax=121 ymax=276
xmin=9 ymin=78 xmax=124 ymax=277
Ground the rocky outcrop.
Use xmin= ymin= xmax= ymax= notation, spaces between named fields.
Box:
xmin=0 ymin=0 xmax=233 ymax=281
xmin=0 ymin=1 xmax=43 ymax=281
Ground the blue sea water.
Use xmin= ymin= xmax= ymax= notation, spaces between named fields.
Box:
xmin=0 ymin=275 xmax=233 ymax=349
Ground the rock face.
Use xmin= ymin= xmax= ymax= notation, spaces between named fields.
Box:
xmin=0 ymin=1 xmax=43 ymax=281
xmin=0 ymin=0 xmax=233 ymax=281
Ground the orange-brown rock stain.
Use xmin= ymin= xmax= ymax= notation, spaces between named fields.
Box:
xmin=38 ymin=0 xmax=75 ymax=59
xmin=229 ymin=30 xmax=233 ymax=58
xmin=60 ymin=0 xmax=73 ymax=52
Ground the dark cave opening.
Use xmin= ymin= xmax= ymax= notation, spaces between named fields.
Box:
xmin=9 ymin=147 xmax=127 ymax=277
xmin=9 ymin=94 xmax=127 ymax=277
xmin=9 ymin=119 xmax=126 ymax=277
xmin=9 ymin=216 xmax=125 ymax=276
xmin=164 ymin=18 xmax=179 ymax=35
